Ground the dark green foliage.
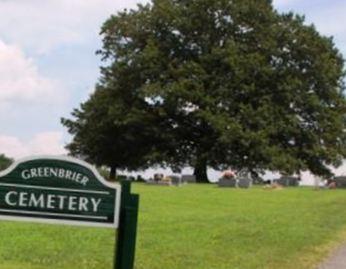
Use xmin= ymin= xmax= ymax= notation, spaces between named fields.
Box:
xmin=61 ymin=88 xmax=165 ymax=179
xmin=135 ymin=175 xmax=146 ymax=182
xmin=97 ymin=166 xmax=112 ymax=180
xmin=0 ymin=154 xmax=13 ymax=171
xmin=63 ymin=0 xmax=346 ymax=181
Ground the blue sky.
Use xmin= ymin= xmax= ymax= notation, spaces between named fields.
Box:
xmin=0 ymin=0 xmax=345 ymax=160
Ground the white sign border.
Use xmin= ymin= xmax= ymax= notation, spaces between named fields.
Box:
xmin=0 ymin=155 xmax=121 ymax=229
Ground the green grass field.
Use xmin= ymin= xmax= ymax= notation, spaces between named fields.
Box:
xmin=0 ymin=184 xmax=346 ymax=269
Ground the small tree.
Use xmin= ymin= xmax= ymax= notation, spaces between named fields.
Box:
xmin=0 ymin=154 xmax=13 ymax=171
xmin=62 ymin=86 xmax=167 ymax=179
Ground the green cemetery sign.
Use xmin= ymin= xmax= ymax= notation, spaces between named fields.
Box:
xmin=0 ymin=156 xmax=139 ymax=269
xmin=0 ymin=156 xmax=121 ymax=228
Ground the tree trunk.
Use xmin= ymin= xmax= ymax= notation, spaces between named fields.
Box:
xmin=194 ymin=156 xmax=209 ymax=183
xmin=110 ymin=165 xmax=117 ymax=181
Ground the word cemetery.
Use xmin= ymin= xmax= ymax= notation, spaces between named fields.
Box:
xmin=4 ymin=191 xmax=102 ymax=212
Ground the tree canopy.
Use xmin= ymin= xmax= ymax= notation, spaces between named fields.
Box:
xmin=61 ymin=86 xmax=167 ymax=179
xmin=63 ymin=0 xmax=346 ymax=182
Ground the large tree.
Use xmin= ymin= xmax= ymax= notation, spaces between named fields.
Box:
xmin=63 ymin=0 xmax=346 ymax=182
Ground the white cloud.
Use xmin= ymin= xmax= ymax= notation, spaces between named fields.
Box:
xmin=307 ymin=3 xmax=346 ymax=37
xmin=273 ymin=0 xmax=299 ymax=7
xmin=0 ymin=0 xmax=149 ymax=54
xmin=0 ymin=40 xmax=62 ymax=106
xmin=273 ymin=1 xmax=346 ymax=57
xmin=273 ymin=0 xmax=346 ymax=37
xmin=0 ymin=132 xmax=66 ymax=159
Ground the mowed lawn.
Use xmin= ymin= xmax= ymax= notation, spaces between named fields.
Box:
xmin=1 ymin=184 xmax=346 ymax=269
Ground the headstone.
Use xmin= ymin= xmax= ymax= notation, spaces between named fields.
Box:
xmin=146 ymin=175 xmax=172 ymax=186
xmin=218 ymin=178 xmax=237 ymax=187
xmin=334 ymin=177 xmax=346 ymax=188
xmin=170 ymin=175 xmax=182 ymax=186
xmin=238 ymin=178 xmax=252 ymax=188
xmin=275 ymin=176 xmax=300 ymax=187
xmin=181 ymin=175 xmax=196 ymax=183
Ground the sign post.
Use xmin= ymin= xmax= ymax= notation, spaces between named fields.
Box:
xmin=115 ymin=181 xmax=139 ymax=269
xmin=0 ymin=155 xmax=139 ymax=269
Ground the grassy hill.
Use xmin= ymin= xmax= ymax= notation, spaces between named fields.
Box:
xmin=0 ymin=184 xmax=346 ymax=269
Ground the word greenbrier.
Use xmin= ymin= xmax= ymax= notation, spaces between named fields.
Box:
xmin=21 ymin=167 xmax=90 ymax=186
xmin=5 ymin=191 xmax=102 ymax=212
